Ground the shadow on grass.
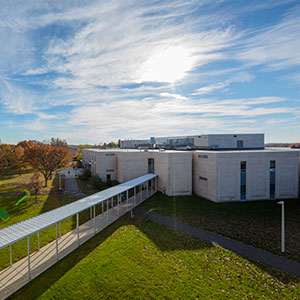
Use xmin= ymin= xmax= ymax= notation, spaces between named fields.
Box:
xmin=139 ymin=194 xmax=300 ymax=284
xmin=8 ymin=214 xmax=214 ymax=300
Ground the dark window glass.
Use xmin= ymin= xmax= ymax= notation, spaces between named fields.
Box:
xmin=237 ymin=140 xmax=244 ymax=148
xmin=241 ymin=161 xmax=246 ymax=170
xmin=148 ymin=158 xmax=154 ymax=173
xmin=270 ymin=160 xmax=275 ymax=169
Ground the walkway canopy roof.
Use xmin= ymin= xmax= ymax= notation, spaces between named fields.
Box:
xmin=0 ymin=174 xmax=157 ymax=250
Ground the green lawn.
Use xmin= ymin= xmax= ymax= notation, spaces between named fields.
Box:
xmin=0 ymin=169 xmax=57 ymax=194
xmin=9 ymin=215 xmax=300 ymax=300
xmin=76 ymin=178 xmax=119 ymax=196
xmin=76 ymin=178 xmax=99 ymax=195
xmin=0 ymin=170 xmax=90 ymax=271
xmin=141 ymin=193 xmax=300 ymax=262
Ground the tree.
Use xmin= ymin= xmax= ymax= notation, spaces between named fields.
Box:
xmin=24 ymin=144 xmax=72 ymax=186
xmin=0 ymin=144 xmax=14 ymax=175
xmin=50 ymin=137 xmax=68 ymax=148
xmin=30 ymin=172 xmax=42 ymax=204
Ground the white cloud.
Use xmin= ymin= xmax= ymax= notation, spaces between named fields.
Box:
xmin=192 ymin=72 xmax=255 ymax=95
xmin=237 ymin=5 xmax=300 ymax=70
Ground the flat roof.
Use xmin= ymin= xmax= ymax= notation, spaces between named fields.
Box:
xmin=83 ymin=149 xmax=190 ymax=154
xmin=0 ymin=174 xmax=157 ymax=250
xmin=194 ymin=148 xmax=300 ymax=154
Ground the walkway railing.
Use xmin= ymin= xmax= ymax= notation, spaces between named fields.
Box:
xmin=0 ymin=174 xmax=158 ymax=300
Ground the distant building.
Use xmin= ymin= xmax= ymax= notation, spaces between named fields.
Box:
xmin=84 ymin=133 xmax=300 ymax=202
xmin=120 ymin=139 xmax=149 ymax=149
xmin=120 ymin=133 xmax=264 ymax=150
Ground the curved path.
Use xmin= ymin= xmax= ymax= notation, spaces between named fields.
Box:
xmin=134 ymin=207 xmax=300 ymax=278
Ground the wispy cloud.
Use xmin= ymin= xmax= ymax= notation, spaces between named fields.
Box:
xmin=0 ymin=1 xmax=300 ymax=143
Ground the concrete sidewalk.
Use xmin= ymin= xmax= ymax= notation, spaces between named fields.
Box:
xmin=134 ymin=207 xmax=300 ymax=278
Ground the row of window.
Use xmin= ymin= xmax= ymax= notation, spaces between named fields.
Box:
xmin=240 ymin=160 xmax=276 ymax=200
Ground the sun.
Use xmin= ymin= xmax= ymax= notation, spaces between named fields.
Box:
xmin=139 ymin=46 xmax=195 ymax=83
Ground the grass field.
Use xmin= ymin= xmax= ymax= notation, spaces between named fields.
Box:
xmin=76 ymin=178 xmax=99 ymax=195
xmin=0 ymin=169 xmax=57 ymax=194
xmin=141 ymin=193 xmax=300 ymax=262
xmin=0 ymin=170 xmax=88 ymax=271
xmin=8 ymin=214 xmax=300 ymax=300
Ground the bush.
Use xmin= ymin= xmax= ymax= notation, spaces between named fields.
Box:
xmin=106 ymin=180 xmax=119 ymax=187
xmin=79 ymin=168 xmax=91 ymax=181
xmin=90 ymin=175 xmax=102 ymax=189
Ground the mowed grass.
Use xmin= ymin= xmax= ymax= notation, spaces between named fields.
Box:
xmin=9 ymin=215 xmax=300 ymax=300
xmin=141 ymin=193 xmax=300 ymax=262
xmin=76 ymin=178 xmax=99 ymax=195
xmin=0 ymin=170 xmax=88 ymax=271
xmin=0 ymin=169 xmax=57 ymax=194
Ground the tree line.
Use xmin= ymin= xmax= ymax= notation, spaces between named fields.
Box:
xmin=0 ymin=138 xmax=72 ymax=186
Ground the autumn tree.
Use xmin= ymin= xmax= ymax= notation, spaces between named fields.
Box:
xmin=24 ymin=144 xmax=72 ymax=186
xmin=0 ymin=144 xmax=14 ymax=175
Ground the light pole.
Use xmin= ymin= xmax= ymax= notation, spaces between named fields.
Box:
xmin=277 ymin=201 xmax=285 ymax=253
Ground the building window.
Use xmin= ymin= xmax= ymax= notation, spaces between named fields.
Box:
xmin=106 ymin=174 xmax=111 ymax=181
xmin=148 ymin=158 xmax=154 ymax=174
xmin=199 ymin=176 xmax=207 ymax=181
xmin=198 ymin=154 xmax=208 ymax=159
xmin=237 ymin=140 xmax=244 ymax=148
xmin=240 ymin=161 xmax=246 ymax=200
xmin=105 ymin=153 xmax=115 ymax=156
xmin=270 ymin=160 xmax=275 ymax=199
xmin=106 ymin=169 xmax=114 ymax=172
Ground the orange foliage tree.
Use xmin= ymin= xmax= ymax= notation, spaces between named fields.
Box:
xmin=24 ymin=144 xmax=72 ymax=187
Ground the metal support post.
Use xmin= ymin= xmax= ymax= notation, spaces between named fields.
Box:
xmin=76 ymin=213 xmax=80 ymax=247
xmin=134 ymin=186 xmax=136 ymax=206
xmin=56 ymin=223 xmax=59 ymax=261
xmin=90 ymin=207 xmax=92 ymax=220
xmin=140 ymin=184 xmax=142 ymax=202
xmin=37 ymin=232 xmax=40 ymax=251
xmin=10 ymin=245 xmax=12 ymax=266
xmin=107 ymin=199 xmax=109 ymax=224
xmin=118 ymin=195 xmax=120 ymax=217
xmin=147 ymin=181 xmax=149 ymax=198
xmin=59 ymin=222 xmax=61 ymax=239
xmin=28 ymin=236 xmax=31 ymax=280
xmin=278 ymin=201 xmax=285 ymax=252
xmin=126 ymin=190 xmax=129 ymax=211
xmin=59 ymin=173 xmax=61 ymax=190
xmin=102 ymin=201 xmax=104 ymax=214
xmin=93 ymin=205 xmax=96 ymax=234
xmin=111 ymin=197 xmax=114 ymax=208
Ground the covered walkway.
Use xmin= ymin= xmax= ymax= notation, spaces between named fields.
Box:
xmin=0 ymin=174 xmax=157 ymax=300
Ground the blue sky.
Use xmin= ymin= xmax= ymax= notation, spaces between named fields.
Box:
xmin=0 ymin=0 xmax=300 ymax=144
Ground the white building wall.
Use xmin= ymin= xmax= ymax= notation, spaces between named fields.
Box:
xmin=215 ymin=151 xmax=299 ymax=202
xmin=96 ymin=152 xmax=117 ymax=182
xmin=151 ymin=152 xmax=169 ymax=194
xmin=117 ymin=152 xmax=148 ymax=182
xmin=192 ymin=134 xmax=264 ymax=149
xmin=192 ymin=152 xmax=217 ymax=201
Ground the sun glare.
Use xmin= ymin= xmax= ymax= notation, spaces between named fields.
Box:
xmin=140 ymin=46 xmax=195 ymax=83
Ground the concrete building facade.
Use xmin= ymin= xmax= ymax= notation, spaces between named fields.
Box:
xmin=82 ymin=149 xmax=193 ymax=196
xmin=193 ymin=149 xmax=299 ymax=202
xmin=83 ymin=134 xmax=300 ymax=202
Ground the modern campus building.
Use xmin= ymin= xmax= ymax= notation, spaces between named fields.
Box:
xmin=83 ymin=134 xmax=300 ymax=202
xmin=120 ymin=133 xmax=265 ymax=150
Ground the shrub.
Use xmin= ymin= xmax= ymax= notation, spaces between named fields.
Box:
xmin=106 ymin=180 xmax=119 ymax=187
xmin=81 ymin=168 xmax=91 ymax=180
xmin=90 ymin=175 xmax=102 ymax=189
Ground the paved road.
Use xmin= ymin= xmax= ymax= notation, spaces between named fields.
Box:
xmin=134 ymin=207 xmax=300 ymax=278
xmin=62 ymin=169 xmax=86 ymax=198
